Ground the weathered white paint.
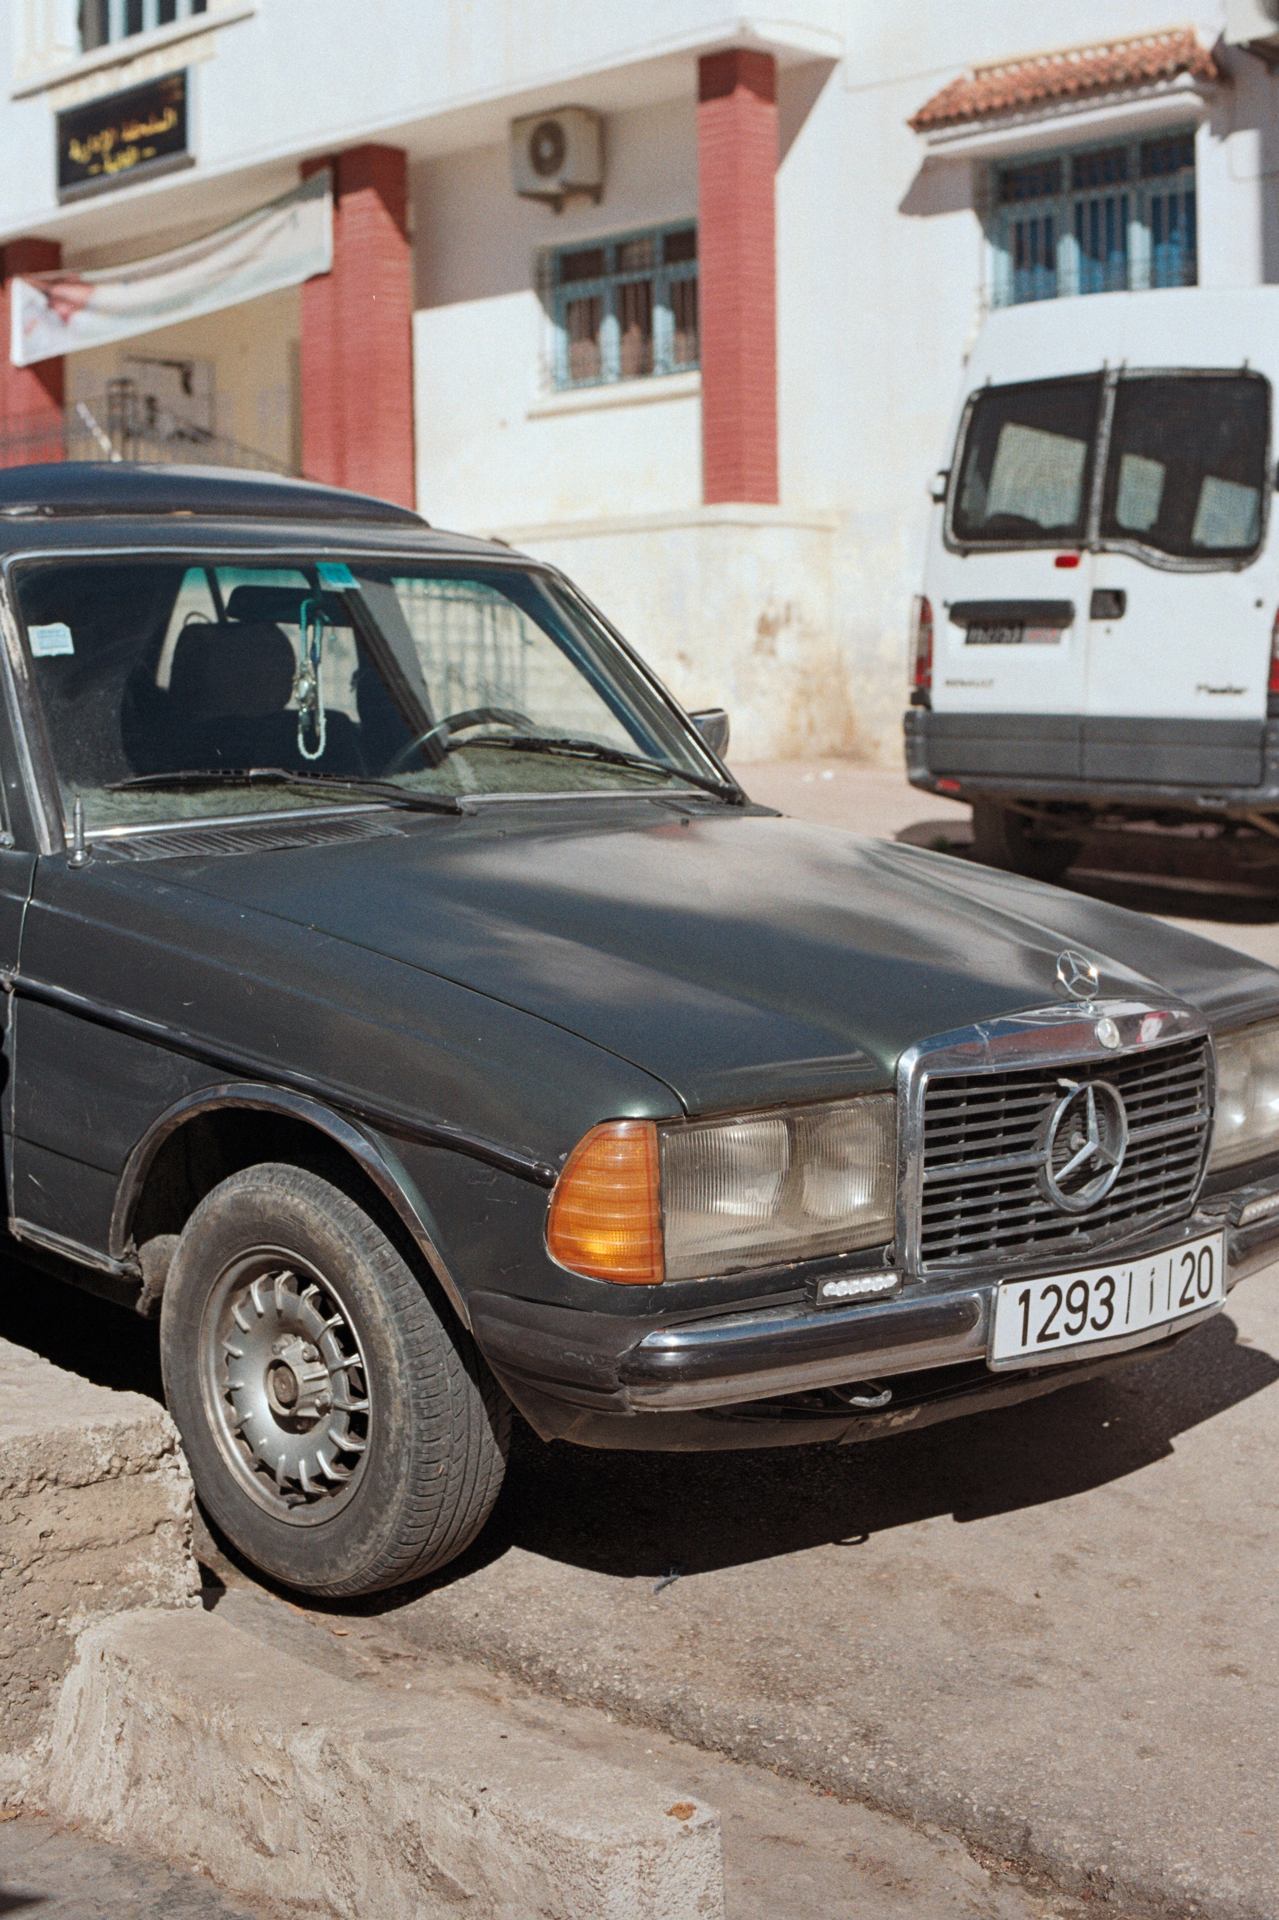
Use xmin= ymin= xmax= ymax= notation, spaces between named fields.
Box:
xmin=0 ymin=3 xmax=1273 ymax=760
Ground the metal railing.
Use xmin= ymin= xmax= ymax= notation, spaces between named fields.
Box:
xmin=0 ymin=384 xmax=295 ymax=475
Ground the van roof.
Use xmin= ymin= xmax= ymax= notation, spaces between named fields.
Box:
xmin=965 ymin=287 xmax=1279 ymax=389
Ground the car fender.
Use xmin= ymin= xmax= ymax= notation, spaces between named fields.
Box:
xmin=111 ymin=1079 xmax=472 ymax=1327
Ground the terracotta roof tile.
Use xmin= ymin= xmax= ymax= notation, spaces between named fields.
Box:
xmin=910 ymin=28 xmax=1221 ymax=134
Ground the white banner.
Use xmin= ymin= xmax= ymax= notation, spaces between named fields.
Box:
xmin=11 ymin=171 xmax=332 ymax=368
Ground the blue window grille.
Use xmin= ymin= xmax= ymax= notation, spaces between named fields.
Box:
xmin=990 ymin=130 xmax=1197 ymax=308
xmin=79 ymin=0 xmax=207 ymax=52
xmin=546 ymin=225 xmax=699 ymax=391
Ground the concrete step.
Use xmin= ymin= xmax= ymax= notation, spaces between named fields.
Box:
xmin=40 ymin=1606 xmax=723 ymax=1920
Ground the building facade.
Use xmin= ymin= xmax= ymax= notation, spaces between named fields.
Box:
xmin=0 ymin=2 xmax=1275 ymax=760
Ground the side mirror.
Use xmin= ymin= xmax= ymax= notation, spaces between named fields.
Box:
xmin=929 ymin=469 xmax=950 ymax=503
xmin=690 ymin=708 xmax=731 ymax=759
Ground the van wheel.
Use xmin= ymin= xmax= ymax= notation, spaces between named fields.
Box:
xmin=160 ymin=1163 xmax=509 ymax=1599
xmin=970 ymin=800 xmax=1081 ymax=883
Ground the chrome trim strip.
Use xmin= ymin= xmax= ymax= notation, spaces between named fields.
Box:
xmin=87 ymin=801 xmax=392 ymax=841
xmin=618 ymin=1204 xmax=1269 ymax=1415
xmin=11 ymin=1217 xmax=139 ymax=1278
xmin=895 ymin=1000 xmax=1213 ymax=1280
xmin=621 ymin=1290 xmax=987 ymax=1410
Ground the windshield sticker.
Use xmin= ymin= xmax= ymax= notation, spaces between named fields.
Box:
xmin=317 ymin=562 xmax=358 ymax=589
xmin=29 ymin=621 xmax=74 ymax=658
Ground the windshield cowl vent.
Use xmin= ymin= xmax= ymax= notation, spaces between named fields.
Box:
xmin=99 ymin=813 xmax=409 ymax=861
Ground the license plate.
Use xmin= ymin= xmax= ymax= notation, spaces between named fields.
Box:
xmin=988 ymin=1231 xmax=1225 ymax=1370
xmin=966 ymin=623 xmax=1023 ymax=646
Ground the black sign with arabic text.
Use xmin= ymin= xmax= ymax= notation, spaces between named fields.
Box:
xmin=57 ymin=70 xmax=190 ymax=201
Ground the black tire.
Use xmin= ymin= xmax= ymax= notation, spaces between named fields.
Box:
xmin=160 ymin=1162 xmax=508 ymax=1598
xmin=969 ymin=799 xmax=1081 ymax=884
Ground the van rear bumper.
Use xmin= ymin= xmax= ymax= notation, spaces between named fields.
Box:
xmin=905 ymin=709 xmax=1279 ymax=811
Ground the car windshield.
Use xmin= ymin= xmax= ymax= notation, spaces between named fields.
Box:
xmin=951 ymin=370 xmax=1269 ymax=562
xmin=12 ymin=555 xmax=731 ymax=833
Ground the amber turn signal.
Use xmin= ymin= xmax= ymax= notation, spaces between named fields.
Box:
xmin=547 ymin=1119 xmax=664 ymax=1284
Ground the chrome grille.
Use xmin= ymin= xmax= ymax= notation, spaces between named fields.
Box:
xmin=917 ymin=1036 xmax=1211 ymax=1271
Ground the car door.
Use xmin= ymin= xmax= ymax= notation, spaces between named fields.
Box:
xmin=0 ymin=600 xmax=46 ymax=1235
xmin=932 ymin=374 xmax=1099 ymax=778
xmin=1083 ymin=369 xmax=1273 ymax=786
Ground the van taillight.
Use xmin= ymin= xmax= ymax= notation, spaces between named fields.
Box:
xmin=1269 ymin=609 xmax=1279 ymax=697
xmin=911 ymin=596 xmax=933 ymax=697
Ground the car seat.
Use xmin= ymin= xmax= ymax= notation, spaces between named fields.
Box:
xmin=168 ymin=621 xmax=364 ymax=774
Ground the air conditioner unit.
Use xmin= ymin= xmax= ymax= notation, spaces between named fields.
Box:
xmin=510 ymin=107 xmax=603 ymax=210
xmin=1225 ymin=0 xmax=1279 ymax=60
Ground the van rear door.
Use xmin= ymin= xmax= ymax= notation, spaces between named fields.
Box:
xmin=934 ymin=375 xmax=1097 ymax=779
xmin=1082 ymin=370 xmax=1270 ymax=787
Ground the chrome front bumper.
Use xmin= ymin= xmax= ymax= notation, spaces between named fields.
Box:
xmin=616 ymin=1182 xmax=1279 ymax=1415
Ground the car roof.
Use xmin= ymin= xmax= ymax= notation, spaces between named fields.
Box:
xmin=0 ymin=462 xmax=528 ymax=566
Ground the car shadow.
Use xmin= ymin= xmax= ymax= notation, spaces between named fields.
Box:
xmin=4 ymin=1222 xmax=1277 ymax=1598
xmin=449 ymin=1310 xmax=1278 ymax=1585
xmin=897 ymin=815 xmax=1279 ymax=926
xmin=0 ymin=1253 xmax=162 ymax=1402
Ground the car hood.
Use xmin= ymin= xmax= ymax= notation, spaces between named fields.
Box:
xmin=162 ymin=803 xmax=1279 ymax=1114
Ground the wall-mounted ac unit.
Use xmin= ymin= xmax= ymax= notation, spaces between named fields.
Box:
xmin=510 ymin=108 xmax=603 ymax=210
xmin=1225 ymin=0 xmax=1279 ymax=61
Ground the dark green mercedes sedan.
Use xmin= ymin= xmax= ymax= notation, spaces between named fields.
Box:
xmin=2 ymin=463 xmax=1278 ymax=1598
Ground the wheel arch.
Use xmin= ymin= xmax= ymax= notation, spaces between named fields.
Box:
xmin=112 ymin=1082 xmax=471 ymax=1327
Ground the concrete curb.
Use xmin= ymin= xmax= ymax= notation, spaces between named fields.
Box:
xmin=40 ymin=1607 xmax=725 ymax=1919
xmin=0 ymin=1335 xmax=197 ymax=1794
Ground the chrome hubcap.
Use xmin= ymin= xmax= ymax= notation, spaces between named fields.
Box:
xmin=200 ymin=1255 xmax=371 ymax=1523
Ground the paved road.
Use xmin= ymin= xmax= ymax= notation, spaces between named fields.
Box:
xmin=0 ymin=1812 xmax=271 ymax=1919
xmin=6 ymin=765 xmax=1278 ymax=1919
xmin=371 ymin=768 xmax=1279 ymax=1919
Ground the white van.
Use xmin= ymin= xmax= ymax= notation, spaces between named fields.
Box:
xmin=906 ymin=287 xmax=1279 ymax=879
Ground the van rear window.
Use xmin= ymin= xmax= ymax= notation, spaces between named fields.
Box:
xmin=952 ymin=376 xmax=1101 ymax=546
xmin=1100 ymin=374 xmax=1267 ymax=560
xmin=951 ymin=369 xmax=1269 ymax=564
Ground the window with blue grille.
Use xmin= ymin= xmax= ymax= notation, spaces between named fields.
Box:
xmin=990 ymin=130 xmax=1197 ymax=308
xmin=79 ymin=0 xmax=207 ymax=53
xmin=545 ymin=225 xmax=699 ymax=391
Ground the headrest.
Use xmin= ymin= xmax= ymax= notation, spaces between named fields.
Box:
xmin=170 ymin=622 xmax=295 ymax=720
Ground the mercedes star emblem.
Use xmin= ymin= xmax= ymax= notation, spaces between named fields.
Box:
xmin=1056 ymin=948 xmax=1100 ymax=1002
xmin=1040 ymin=1078 xmax=1128 ymax=1214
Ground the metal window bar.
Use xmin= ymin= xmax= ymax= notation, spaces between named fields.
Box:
xmin=991 ymin=131 xmax=1197 ymax=309
xmin=549 ymin=224 xmax=698 ymax=391
xmin=396 ymin=578 xmax=531 ymax=714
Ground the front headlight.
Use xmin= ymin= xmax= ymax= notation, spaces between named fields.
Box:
xmin=1209 ymin=1020 xmax=1279 ymax=1172
xmin=547 ymin=1097 xmax=897 ymax=1284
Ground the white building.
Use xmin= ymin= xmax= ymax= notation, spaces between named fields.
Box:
xmin=0 ymin=2 xmax=1276 ymax=760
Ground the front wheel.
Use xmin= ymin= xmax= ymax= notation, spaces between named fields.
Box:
xmin=160 ymin=1163 xmax=508 ymax=1598
xmin=969 ymin=799 xmax=1082 ymax=884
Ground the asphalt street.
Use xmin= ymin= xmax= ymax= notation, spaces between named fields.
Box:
xmin=374 ymin=768 xmax=1279 ymax=1919
xmin=4 ymin=765 xmax=1277 ymax=1920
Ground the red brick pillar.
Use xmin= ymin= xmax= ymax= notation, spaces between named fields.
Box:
xmin=697 ymin=49 xmax=779 ymax=505
xmin=300 ymin=145 xmax=414 ymax=506
xmin=0 ymin=239 xmax=64 ymax=469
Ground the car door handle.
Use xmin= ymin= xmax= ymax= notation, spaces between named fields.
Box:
xmin=1090 ymin=589 xmax=1126 ymax=620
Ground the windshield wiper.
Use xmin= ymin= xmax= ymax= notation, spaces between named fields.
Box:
xmin=456 ymin=733 xmax=745 ymax=804
xmin=106 ymin=767 xmax=464 ymax=816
